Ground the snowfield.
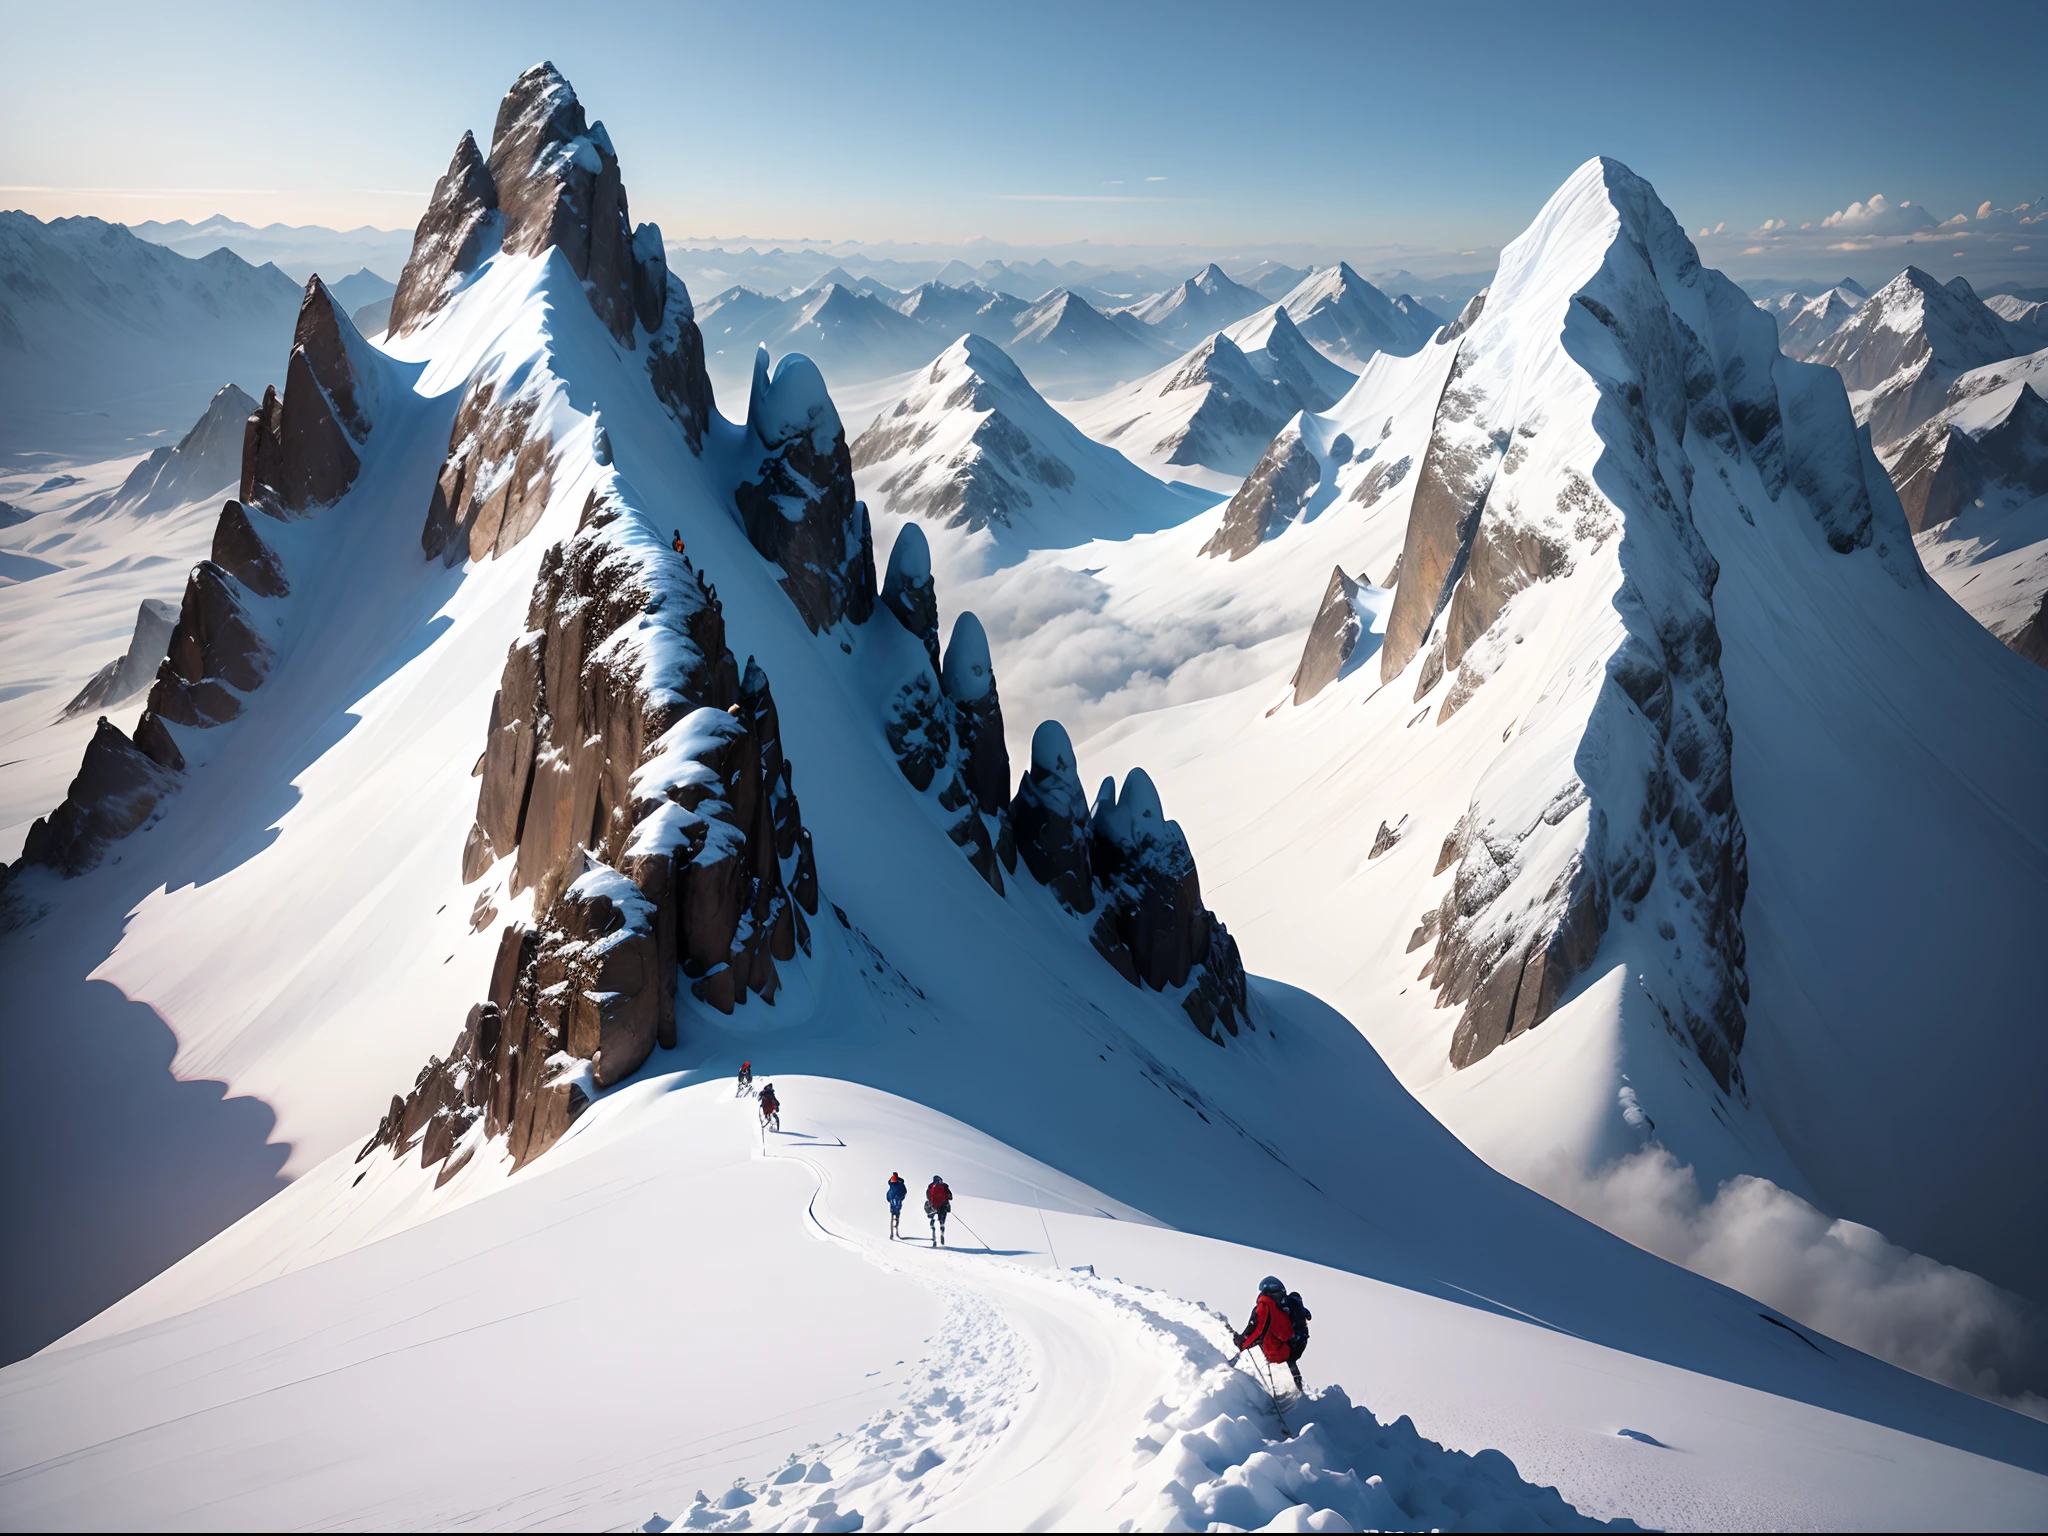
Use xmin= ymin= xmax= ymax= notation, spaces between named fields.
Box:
xmin=3 ymin=68 xmax=2046 ymax=1535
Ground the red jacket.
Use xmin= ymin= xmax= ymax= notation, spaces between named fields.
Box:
xmin=927 ymin=1180 xmax=952 ymax=1211
xmin=759 ymin=1091 xmax=778 ymax=1115
xmin=1241 ymin=1293 xmax=1294 ymax=1363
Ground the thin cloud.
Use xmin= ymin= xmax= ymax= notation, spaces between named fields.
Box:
xmin=990 ymin=193 xmax=1188 ymax=204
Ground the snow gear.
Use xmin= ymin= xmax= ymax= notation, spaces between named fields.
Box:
xmin=1234 ymin=1289 xmax=1295 ymax=1364
xmin=925 ymin=1176 xmax=953 ymax=1246
xmin=736 ymin=1061 xmax=753 ymax=1096
xmin=671 ymin=529 xmax=686 ymax=555
xmin=887 ymin=1173 xmax=907 ymax=1239
xmin=758 ymin=1085 xmax=780 ymax=1132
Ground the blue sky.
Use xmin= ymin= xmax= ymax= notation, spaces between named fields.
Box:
xmin=4 ymin=0 xmax=2041 ymax=275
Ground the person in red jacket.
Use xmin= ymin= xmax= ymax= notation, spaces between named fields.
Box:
xmin=1234 ymin=1275 xmax=1302 ymax=1391
xmin=925 ymin=1175 xmax=953 ymax=1247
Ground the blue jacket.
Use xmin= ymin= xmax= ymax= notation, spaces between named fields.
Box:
xmin=886 ymin=1178 xmax=907 ymax=1210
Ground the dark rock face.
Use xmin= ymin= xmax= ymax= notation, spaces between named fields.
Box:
xmin=421 ymin=377 xmax=553 ymax=565
xmin=389 ymin=131 xmax=501 ymax=338
xmin=15 ymin=719 xmax=180 ymax=876
xmin=63 ymin=598 xmax=180 ymax=718
xmin=879 ymin=522 xmax=939 ymax=671
xmin=1087 ymin=770 xmax=1249 ymax=1042
xmin=211 ymin=499 xmax=290 ymax=597
xmin=1011 ymin=722 xmax=1094 ymax=914
xmin=941 ymin=612 xmax=1009 ymax=816
xmin=1291 ymin=565 xmax=1365 ymax=705
xmin=242 ymin=278 xmax=376 ymax=515
xmin=876 ymin=532 xmax=1010 ymax=893
xmin=737 ymin=351 xmax=877 ymax=634
xmin=382 ymin=485 xmax=822 ymax=1177
xmin=1201 ymin=423 xmax=1321 ymax=560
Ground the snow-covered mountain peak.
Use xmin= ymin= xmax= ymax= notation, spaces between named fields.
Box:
xmin=1811 ymin=264 xmax=2024 ymax=444
xmin=850 ymin=333 xmax=1187 ymax=542
xmin=1276 ymin=260 xmax=1440 ymax=369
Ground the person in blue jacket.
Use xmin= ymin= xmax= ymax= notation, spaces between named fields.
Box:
xmin=886 ymin=1172 xmax=908 ymax=1239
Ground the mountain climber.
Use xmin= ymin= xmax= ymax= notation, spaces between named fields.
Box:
xmin=671 ymin=528 xmax=686 ymax=556
xmin=925 ymin=1174 xmax=953 ymax=1247
xmin=1233 ymin=1275 xmax=1303 ymax=1393
xmin=887 ymin=1173 xmax=908 ymax=1239
xmin=758 ymin=1083 xmax=780 ymax=1132
xmin=737 ymin=1061 xmax=753 ymax=1096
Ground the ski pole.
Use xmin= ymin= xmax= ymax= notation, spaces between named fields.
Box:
xmin=950 ymin=1213 xmax=991 ymax=1253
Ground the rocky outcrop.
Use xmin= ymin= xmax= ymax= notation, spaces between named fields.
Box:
xmin=9 ymin=275 xmax=376 ymax=880
xmin=389 ymin=64 xmax=682 ymax=360
xmin=878 ymin=521 xmax=939 ymax=672
xmin=942 ymin=612 xmax=1009 ymax=816
xmin=1200 ymin=421 xmax=1321 ymax=559
xmin=1005 ymin=723 xmax=1248 ymax=1040
xmin=736 ymin=350 xmax=877 ymax=634
xmin=1291 ymin=566 xmax=1366 ymax=705
xmin=211 ymin=499 xmax=290 ymax=597
xmin=381 ymin=479 xmax=823 ymax=1179
xmin=1011 ymin=722 xmax=1094 ymax=914
xmin=1086 ymin=770 xmax=1249 ymax=1042
xmin=2010 ymin=591 xmax=2048 ymax=669
xmin=242 ymin=277 xmax=378 ymax=515
xmin=63 ymin=598 xmax=180 ymax=717
xmin=14 ymin=719 xmax=179 ymax=876
xmin=388 ymin=131 xmax=500 ymax=337
xmin=420 ymin=376 xmax=554 ymax=565
xmin=877 ymin=530 xmax=1008 ymax=892
xmin=1378 ymin=339 xmax=1497 ymax=681
xmin=488 ymin=63 xmax=642 ymax=346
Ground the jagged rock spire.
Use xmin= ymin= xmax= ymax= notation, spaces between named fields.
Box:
xmin=1010 ymin=721 xmax=1093 ymax=914
xmin=388 ymin=131 xmax=499 ymax=337
xmin=243 ymin=276 xmax=377 ymax=515
xmin=941 ymin=612 xmax=1008 ymax=816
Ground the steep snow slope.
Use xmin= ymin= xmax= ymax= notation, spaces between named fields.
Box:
xmin=1773 ymin=284 xmax=1865 ymax=360
xmin=0 ymin=214 xmax=300 ymax=457
xmin=4 ymin=70 xmax=2043 ymax=1528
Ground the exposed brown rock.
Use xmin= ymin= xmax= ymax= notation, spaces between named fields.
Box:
xmin=488 ymin=63 xmax=639 ymax=346
xmin=16 ymin=720 xmax=179 ymax=877
xmin=1201 ymin=423 xmax=1321 ymax=560
xmin=1291 ymin=565 xmax=1366 ymax=705
xmin=241 ymin=278 xmax=376 ymax=514
xmin=2008 ymin=590 xmax=2048 ymax=670
xmin=389 ymin=131 xmax=501 ymax=338
xmin=1379 ymin=343 xmax=1499 ymax=681
xmin=210 ymin=499 xmax=289 ymax=597
xmin=420 ymin=379 xmax=554 ymax=565
xmin=164 ymin=561 xmax=272 ymax=693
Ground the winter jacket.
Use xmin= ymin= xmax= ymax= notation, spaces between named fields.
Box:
xmin=759 ymin=1092 xmax=779 ymax=1117
xmin=926 ymin=1180 xmax=952 ymax=1213
xmin=887 ymin=1178 xmax=907 ymax=1211
xmin=1239 ymin=1293 xmax=1295 ymax=1363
